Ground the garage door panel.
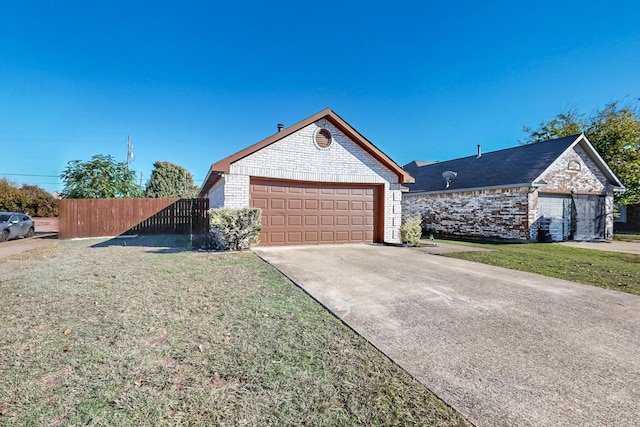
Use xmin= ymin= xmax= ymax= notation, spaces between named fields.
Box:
xmin=321 ymin=216 xmax=334 ymax=226
xmin=321 ymin=200 xmax=334 ymax=210
xmin=269 ymin=232 xmax=285 ymax=244
xmin=270 ymin=198 xmax=285 ymax=209
xmin=305 ymin=231 xmax=319 ymax=242
xmin=305 ymin=216 xmax=318 ymax=226
xmin=320 ymin=231 xmax=335 ymax=242
xmin=336 ymin=200 xmax=349 ymax=210
xmin=288 ymin=215 xmax=302 ymax=226
xmin=351 ymin=230 xmax=364 ymax=240
xmin=253 ymin=198 xmax=268 ymax=209
xmin=336 ymin=215 xmax=349 ymax=226
xmin=288 ymin=199 xmax=302 ymax=209
xmin=336 ymin=231 xmax=350 ymax=241
xmin=250 ymin=180 xmax=379 ymax=246
xmin=287 ymin=231 xmax=302 ymax=243
xmin=270 ymin=215 xmax=285 ymax=226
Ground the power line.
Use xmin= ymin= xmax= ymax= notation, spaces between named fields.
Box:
xmin=0 ymin=173 xmax=60 ymax=177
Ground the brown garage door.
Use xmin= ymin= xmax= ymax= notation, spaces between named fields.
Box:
xmin=250 ymin=179 xmax=382 ymax=246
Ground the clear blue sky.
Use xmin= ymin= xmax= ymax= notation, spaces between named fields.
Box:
xmin=2 ymin=1 xmax=639 ymax=193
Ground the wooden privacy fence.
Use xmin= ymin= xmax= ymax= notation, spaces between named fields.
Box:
xmin=59 ymin=198 xmax=209 ymax=239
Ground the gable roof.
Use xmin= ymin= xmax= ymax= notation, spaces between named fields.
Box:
xmin=404 ymin=134 xmax=625 ymax=194
xmin=198 ymin=108 xmax=414 ymax=197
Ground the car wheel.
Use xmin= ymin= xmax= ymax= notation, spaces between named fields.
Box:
xmin=0 ymin=230 xmax=8 ymax=242
xmin=26 ymin=227 xmax=35 ymax=238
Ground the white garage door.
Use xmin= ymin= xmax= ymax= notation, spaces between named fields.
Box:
xmin=538 ymin=195 xmax=572 ymax=241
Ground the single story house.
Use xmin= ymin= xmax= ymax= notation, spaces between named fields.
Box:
xmin=198 ymin=108 xmax=414 ymax=245
xmin=402 ymin=134 xmax=625 ymax=241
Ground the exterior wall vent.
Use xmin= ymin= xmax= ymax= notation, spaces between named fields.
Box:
xmin=314 ymin=128 xmax=332 ymax=149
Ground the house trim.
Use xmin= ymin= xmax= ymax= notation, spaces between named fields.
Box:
xmin=198 ymin=108 xmax=414 ymax=197
xmin=534 ymin=134 xmax=625 ymax=191
xmin=406 ymin=182 xmax=548 ymax=196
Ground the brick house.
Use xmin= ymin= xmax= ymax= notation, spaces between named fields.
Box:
xmin=198 ymin=109 xmax=414 ymax=245
xmin=402 ymin=134 xmax=625 ymax=241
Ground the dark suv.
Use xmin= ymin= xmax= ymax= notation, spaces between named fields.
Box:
xmin=0 ymin=212 xmax=35 ymax=242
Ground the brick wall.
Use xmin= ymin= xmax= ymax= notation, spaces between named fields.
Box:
xmin=403 ymin=188 xmax=530 ymax=240
xmin=222 ymin=120 xmax=403 ymax=242
xmin=401 ymin=144 xmax=617 ymax=241
xmin=538 ymin=145 xmax=615 ymax=238
xmin=206 ymin=176 xmax=225 ymax=208
xmin=538 ymin=145 xmax=608 ymax=194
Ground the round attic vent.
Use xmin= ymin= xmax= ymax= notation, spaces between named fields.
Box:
xmin=314 ymin=128 xmax=332 ymax=149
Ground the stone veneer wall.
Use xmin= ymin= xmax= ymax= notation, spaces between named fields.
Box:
xmin=218 ymin=120 xmax=403 ymax=242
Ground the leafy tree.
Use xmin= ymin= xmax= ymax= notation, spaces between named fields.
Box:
xmin=21 ymin=184 xmax=59 ymax=217
xmin=0 ymin=178 xmax=29 ymax=212
xmin=522 ymin=110 xmax=585 ymax=143
xmin=523 ymin=101 xmax=640 ymax=205
xmin=145 ymin=161 xmax=198 ymax=198
xmin=0 ymin=179 xmax=59 ymax=216
xmin=60 ymin=155 xmax=143 ymax=199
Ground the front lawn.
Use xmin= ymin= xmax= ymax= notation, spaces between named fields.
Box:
xmin=0 ymin=239 xmax=469 ymax=426
xmin=615 ymin=233 xmax=640 ymax=242
xmin=442 ymin=241 xmax=640 ymax=295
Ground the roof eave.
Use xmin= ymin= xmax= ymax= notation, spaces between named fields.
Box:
xmin=406 ymin=182 xmax=543 ymax=196
xmin=197 ymin=169 xmax=223 ymax=198
xmin=203 ymin=108 xmax=414 ymax=186
xmin=533 ymin=133 xmax=626 ymax=189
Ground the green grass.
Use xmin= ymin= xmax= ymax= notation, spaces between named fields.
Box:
xmin=442 ymin=241 xmax=640 ymax=295
xmin=615 ymin=233 xmax=640 ymax=241
xmin=0 ymin=238 xmax=469 ymax=426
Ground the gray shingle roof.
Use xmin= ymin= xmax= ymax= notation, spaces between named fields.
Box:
xmin=404 ymin=135 xmax=582 ymax=193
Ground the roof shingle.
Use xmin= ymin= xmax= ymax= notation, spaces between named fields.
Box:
xmin=404 ymin=135 xmax=581 ymax=193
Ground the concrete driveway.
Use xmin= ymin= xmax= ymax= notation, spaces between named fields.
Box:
xmin=254 ymin=244 xmax=640 ymax=427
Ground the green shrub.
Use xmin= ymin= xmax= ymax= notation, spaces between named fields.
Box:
xmin=208 ymin=207 xmax=262 ymax=251
xmin=400 ymin=218 xmax=422 ymax=247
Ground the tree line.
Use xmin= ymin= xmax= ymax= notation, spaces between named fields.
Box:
xmin=59 ymin=156 xmax=199 ymax=200
xmin=0 ymin=179 xmax=59 ymax=217
xmin=6 ymin=98 xmax=638 ymax=213
xmin=522 ymin=100 xmax=640 ymax=205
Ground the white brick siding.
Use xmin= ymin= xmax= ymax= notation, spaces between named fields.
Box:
xmin=206 ymin=176 xmax=225 ymax=208
xmin=217 ymin=120 xmax=402 ymax=242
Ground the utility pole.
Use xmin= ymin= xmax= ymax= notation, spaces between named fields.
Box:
xmin=126 ymin=135 xmax=134 ymax=169
xmin=139 ymin=171 xmax=143 ymax=187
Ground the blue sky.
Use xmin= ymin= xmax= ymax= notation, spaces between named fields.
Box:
xmin=2 ymin=1 xmax=639 ymax=193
